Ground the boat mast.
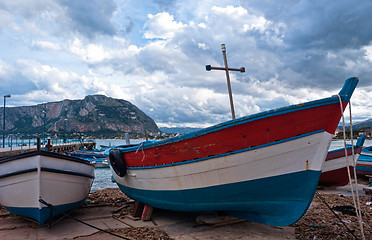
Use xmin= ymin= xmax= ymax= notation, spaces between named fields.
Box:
xmin=206 ymin=44 xmax=245 ymax=120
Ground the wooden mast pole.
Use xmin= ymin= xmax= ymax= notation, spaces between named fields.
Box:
xmin=206 ymin=44 xmax=245 ymax=120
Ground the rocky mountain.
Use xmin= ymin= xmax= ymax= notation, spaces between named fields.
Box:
xmin=1 ymin=95 xmax=159 ymax=137
xmin=338 ymin=118 xmax=372 ymax=131
xmin=352 ymin=118 xmax=372 ymax=130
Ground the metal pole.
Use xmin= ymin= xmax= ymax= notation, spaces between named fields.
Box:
xmin=125 ymin=132 xmax=130 ymax=145
xmin=2 ymin=97 xmax=5 ymax=148
xmin=64 ymin=119 xmax=67 ymax=143
xmin=3 ymin=95 xmax=11 ymax=148
xmin=221 ymin=44 xmax=236 ymax=120
xmin=205 ymin=45 xmax=244 ymax=120
xmin=42 ymin=110 xmax=46 ymax=146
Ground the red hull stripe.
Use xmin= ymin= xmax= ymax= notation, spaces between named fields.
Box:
xmin=123 ymin=101 xmax=346 ymax=168
xmin=326 ymin=146 xmax=362 ymax=161
xmin=129 ymin=130 xmax=324 ymax=170
xmin=319 ymin=166 xmax=354 ymax=187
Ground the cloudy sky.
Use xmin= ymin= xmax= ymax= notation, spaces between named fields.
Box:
xmin=1 ymin=0 xmax=372 ymax=128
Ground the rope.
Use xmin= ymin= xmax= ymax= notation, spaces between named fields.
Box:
xmin=316 ymin=192 xmax=359 ymax=240
xmin=348 ymin=102 xmax=365 ymax=240
xmin=135 ymin=142 xmax=146 ymax=162
xmin=337 ymin=95 xmax=365 ymax=240
xmin=38 ymin=198 xmax=133 ymax=240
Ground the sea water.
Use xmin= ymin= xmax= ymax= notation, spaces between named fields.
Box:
xmin=91 ymin=138 xmax=144 ymax=192
xmin=329 ymin=139 xmax=372 ymax=150
xmin=90 ymin=139 xmax=372 ymax=192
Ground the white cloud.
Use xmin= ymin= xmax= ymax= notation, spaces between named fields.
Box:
xmin=69 ymin=38 xmax=110 ymax=63
xmin=32 ymin=40 xmax=61 ymax=50
xmin=364 ymin=45 xmax=372 ymax=62
xmin=144 ymin=12 xmax=186 ymax=39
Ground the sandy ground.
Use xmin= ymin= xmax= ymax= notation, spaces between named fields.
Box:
xmin=1 ymin=177 xmax=371 ymax=240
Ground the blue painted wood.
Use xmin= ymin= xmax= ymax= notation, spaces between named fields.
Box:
xmin=116 ymin=170 xmax=320 ymax=226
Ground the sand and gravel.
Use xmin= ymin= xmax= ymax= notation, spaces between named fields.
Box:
xmin=1 ymin=177 xmax=371 ymax=239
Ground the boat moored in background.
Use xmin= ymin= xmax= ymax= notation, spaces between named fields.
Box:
xmin=319 ymin=135 xmax=366 ymax=187
xmin=356 ymin=145 xmax=372 ymax=176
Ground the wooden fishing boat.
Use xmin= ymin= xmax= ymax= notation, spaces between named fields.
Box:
xmin=356 ymin=145 xmax=372 ymax=176
xmin=319 ymin=135 xmax=366 ymax=187
xmin=0 ymin=141 xmax=94 ymax=226
xmin=67 ymin=150 xmax=109 ymax=168
xmin=108 ymin=77 xmax=359 ymax=226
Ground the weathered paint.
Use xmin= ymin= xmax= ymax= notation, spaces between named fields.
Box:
xmin=109 ymin=77 xmax=359 ymax=226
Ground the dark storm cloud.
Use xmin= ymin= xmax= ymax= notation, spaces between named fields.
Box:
xmin=0 ymin=71 xmax=38 ymax=95
xmin=237 ymin=0 xmax=372 ymax=90
xmin=59 ymin=0 xmax=118 ymax=38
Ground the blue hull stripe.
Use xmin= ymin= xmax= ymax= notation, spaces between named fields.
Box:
xmin=356 ymin=165 xmax=372 ymax=173
xmin=116 ymin=170 xmax=321 ymax=226
xmin=129 ymin=130 xmax=325 ymax=170
xmin=4 ymin=200 xmax=85 ymax=227
xmin=358 ymin=155 xmax=372 ymax=162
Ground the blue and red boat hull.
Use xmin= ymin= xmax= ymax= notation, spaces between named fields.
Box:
xmin=109 ymin=77 xmax=359 ymax=226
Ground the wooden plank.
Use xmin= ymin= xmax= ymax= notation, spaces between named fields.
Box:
xmin=131 ymin=201 xmax=144 ymax=218
xmin=141 ymin=205 xmax=154 ymax=221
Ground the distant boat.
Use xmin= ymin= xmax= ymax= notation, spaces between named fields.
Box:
xmin=68 ymin=150 xmax=109 ymax=168
xmin=108 ymin=77 xmax=359 ymax=226
xmin=69 ymin=149 xmax=105 ymax=158
xmin=356 ymin=145 xmax=372 ymax=176
xmin=0 ymin=142 xmax=94 ymax=226
xmin=100 ymin=144 xmax=111 ymax=149
xmin=319 ymin=135 xmax=366 ymax=187
xmin=91 ymin=159 xmax=110 ymax=168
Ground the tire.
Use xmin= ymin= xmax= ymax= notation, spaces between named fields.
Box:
xmin=109 ymin=149 xmax=127 ymax=177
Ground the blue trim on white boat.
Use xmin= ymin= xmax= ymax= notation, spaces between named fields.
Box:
xmin=116 ymin=170 xmax=321 ymax=226
xmin=0 ymin=168 xmax=37 ymax=180
xmin=128 ymin=130 xmax=325 ymax=170
xmin=4 ymin=200 xmax=85 ymax=227
xmin=41 ymin=167 xmax=94 ymax=179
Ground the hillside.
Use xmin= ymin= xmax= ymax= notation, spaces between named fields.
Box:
xmin=352 ymin=118 xmax=372 ymax=130
xmin=1 ymin=95 xmax=159 ymax=138
xmin=338 ymin=118 xmax=372 ymax=131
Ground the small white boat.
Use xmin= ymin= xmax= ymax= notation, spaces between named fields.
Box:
xmin=0 ymin=142 xmax=94 ymax=226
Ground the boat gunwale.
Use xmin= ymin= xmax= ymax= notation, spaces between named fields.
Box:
xmin=0 ymin=166 xmax=94 ymax=180
xmin=0 ymin=168 xmax=38 ymax=180
xmin=119 ymin=96 xmax=343 ymax=153
xmin=40 ymin=167 xmax=94 ymax=179
xmin=0 ymin=150 xmax=93 ymax=166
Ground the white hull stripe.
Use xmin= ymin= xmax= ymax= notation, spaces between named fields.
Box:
xmin=322 ymin=155 xmax=358 ymax=173
xmin=115 ymin=131 xmax=333 ymax=191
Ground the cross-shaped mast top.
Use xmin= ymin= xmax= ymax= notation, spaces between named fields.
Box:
xmin=206 ymin=44 xmax=245 ymax=120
